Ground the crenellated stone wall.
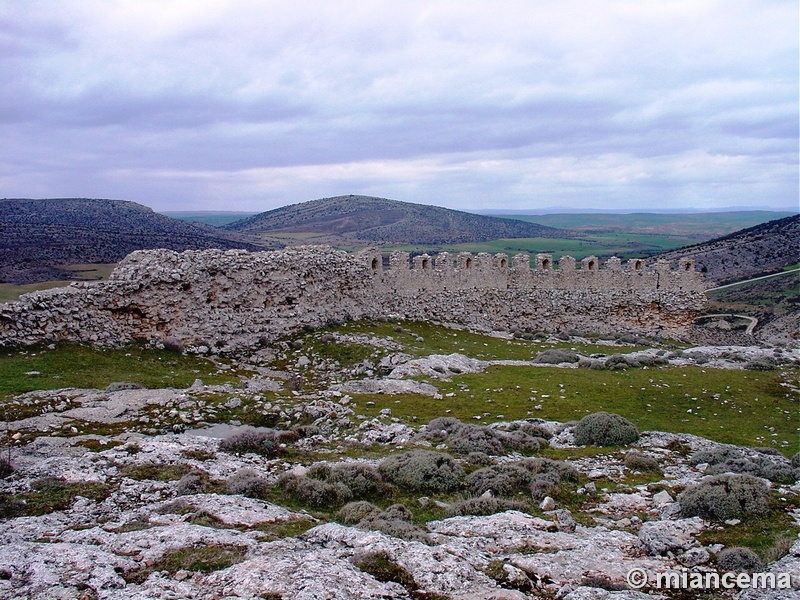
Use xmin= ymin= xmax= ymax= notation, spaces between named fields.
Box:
xmin=0 ymin=245 xmax=706 ymax=352
xmin=366 ymin=250 xmax=703 ymax=293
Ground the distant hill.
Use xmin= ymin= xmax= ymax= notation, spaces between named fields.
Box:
xmin=655 ymin=214 xmax=799 ymax=285
xmin=225 ymin=195 xmax=566 ymax=246
xmin=0 ymin=198 xmax=263 ymax=284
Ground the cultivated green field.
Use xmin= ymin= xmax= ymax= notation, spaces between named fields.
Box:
xmin=387 ymin=232 xmax=695 ymax=262
xmin=492 ymin=211 xmax=795 ymax=238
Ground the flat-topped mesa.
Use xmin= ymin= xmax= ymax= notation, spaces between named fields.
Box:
xmin=0 ymin=246 xmax=707 ymax=351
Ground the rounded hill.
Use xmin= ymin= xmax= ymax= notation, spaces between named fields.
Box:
xmin=225 ymin=195 xmax=567 ymax=245
xmin=0 ymin=198 xmax=261 ymax=284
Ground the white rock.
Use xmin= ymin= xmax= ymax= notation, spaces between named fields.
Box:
xmin=652 ymin=490 xmax=673 ymax=507
xmin=539 ymin=496 xmax=556 ymax=510
xmin=638 ymin=518 xmax=705 ymax=555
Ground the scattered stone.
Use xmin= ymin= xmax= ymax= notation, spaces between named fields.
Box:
xmin=679 ymin=547 xmax=710 ymax=567
xmin=652 ymin=490 xmax=673 ymax=506
xmin=553 ymin=509 xmax=577 ymax=533
xmin=539 ymin=496 xmax=556 ymax=510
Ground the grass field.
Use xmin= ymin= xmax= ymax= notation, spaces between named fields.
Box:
xmin=0 ymin=344 xmax=247 ymax=407
xmin=351 ymin=364 xmax=798 ymax=455
xmin=491 ymin=211 xmax=795 ymax=238
xmin=0 ymin=263 xmax=117 ymax=303
xmin=281 ymin=320 xmax=799 ymax=456
xmin=385 ymin=232 xmax=696 ymax=261
xmin=2 ymin=320 xmax=796 ymax=455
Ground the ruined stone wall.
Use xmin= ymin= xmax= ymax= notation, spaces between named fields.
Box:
xmin=0 ymin=246 xmax=706 ymax=351
xmin=363 ymin=249 xmax=704 ymax=294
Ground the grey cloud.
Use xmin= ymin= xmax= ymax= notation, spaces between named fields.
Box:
xmin=0 ymin=1 xmax=797 ymax=212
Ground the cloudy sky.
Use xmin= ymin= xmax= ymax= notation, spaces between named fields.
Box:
xmin=2 ymin=1 xmax=797 ymax=213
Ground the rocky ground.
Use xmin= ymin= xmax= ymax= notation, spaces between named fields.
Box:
xmin=0 ymin=330 xmax=798 ymax=600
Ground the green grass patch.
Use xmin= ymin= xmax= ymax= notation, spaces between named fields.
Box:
xmin=255 ymin=519 xmax=318 ymax=541
xmin=0 ymin=263 xmax=117 ymax=302
xmin=495 ymin=211 xmax=793 ymax=239
xmin=0 ymin=478 xmax=112 ymax=518
xmin=124 ymin=543 xmax=249 ymax=583
xmin=0 ymin=281 xmax=75 ymax=303
xmin=0 ymin=343 xmax=248 ymax=405
xmin=385 ymin=232 xmax=696 ymax=262
xmin=120 ymin=463 xmax=193 ymax=482
xmin=75 ymin=438 xmax=123 ymax=452
xmin=302 ymin=319 xmax=645 ymax=363
xmin=354 ymin=551 xmax=418 ymax=592
xmin=351 ymin=365 xmax=799 ymax=456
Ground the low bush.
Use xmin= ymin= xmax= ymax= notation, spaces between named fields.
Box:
xmin=464 ymin=452 xmax=493 ymax=466
xmin=534 ymin=349 xmax=580 ymax=364
xmin=426 ymin=416 xmax=464 ymax=437
xmin=744 ymin=356 xmax=777 ymax=371
xmin=529 ymin=472 xmax=561 ymax=501
xmin=293 ymin=424 xmax=321 ymax=438
xmin=307 ymin=462 xmax=385 ymax=498
xmin=522 ymin=457 xmax=579 ymax=483
xmin=677 ymin=474 xmax=770 ymax=522
xmin=175 ymin=470 xmax=208 ymax=496
xmin=574 ymin=412 xmax=639 ymax=446
xmin=446 ymin=497 xmax=526 ymax=517
xmin=358 ymin=504 xmax=430 ymax=543
xmin=279 ymin=474 xmax=352 ymax=509
xmin=624 ymin=451 xmax=662 ymax=473
xmin=379 ymin=450 xmax=465 ymax=494
xmin=500 ymin=430 xmax=543 ymax=453
xmin=465 ymin=458 xmax=577 ymax=500
xmin=691 ymin=447 xmax=794 ymax=484
xmin=227 ymin=468 xmax=269 ymax=499
xmin=422 ymin=418 xmax=505 ymax=455
xmin=0 ymin=456 xmax=14 ymax=479
xmin=448 ymin=423 xmax=505 ymax=455
xmin=716 ymin=547 xmax=764 ymax=572
xmin=335 ymin=501 xmax=380 ymax=525
xmin=219 ymin=427 xmax=282 ymax=457
xmin=160 ymin=337 xmax=185 ymax=354
xmin=466 ymin=463 xmax=530 ymax=497
xmin=604 ymin=354 xmax=640 ymax=369
xmin=502 ymin=421 xmax=552 ymax=440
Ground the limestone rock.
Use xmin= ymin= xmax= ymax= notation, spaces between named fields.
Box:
xmin=638 ymin=518 xmax=705 ymax=555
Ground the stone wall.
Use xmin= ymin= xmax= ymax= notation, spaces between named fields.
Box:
xmin=0 ymin=245 xmax=706 ymax=352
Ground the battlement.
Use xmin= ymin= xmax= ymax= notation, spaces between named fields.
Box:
xmin=358 ymin=249 xmax=704 ymax=293
xmin=0 ymin=246 xmax=707 ymax=351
